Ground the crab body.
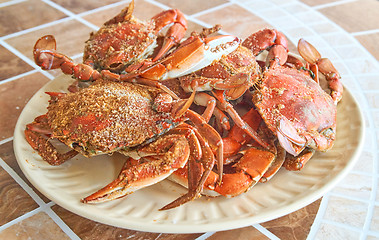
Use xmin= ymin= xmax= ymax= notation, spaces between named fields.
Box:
xmin=45 ymin=80 xmax=182 ymax=157
xmin=254 ymin=64 xmax=336 ymax=155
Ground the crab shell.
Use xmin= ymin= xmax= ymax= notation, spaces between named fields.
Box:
xmin=83 ymin=17 xmax=157 ymax=72
xmin=47 ymin=80 xmax=181 ymax=157
xmin=253 ymin=65 xmax=337 ymax=153
xmin=179 ymin=45 xmax=261 ymax=100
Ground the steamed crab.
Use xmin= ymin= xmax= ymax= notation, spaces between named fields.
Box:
xmin=169 ymin=33 xmax=343 ymax=198
xmin=33 ymin=1 xmax=240 ymax=96
xmin=25 ymin=79 xmax=223 ymax=209
xmin=252 ymin=37 xmax=342 ymax=170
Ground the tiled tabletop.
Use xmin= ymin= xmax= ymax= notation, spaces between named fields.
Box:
xmin=0 ymin=0 xmax=379 ymax=239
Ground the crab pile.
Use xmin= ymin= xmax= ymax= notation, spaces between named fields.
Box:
xmin=26 ymin=0 xmax=342 ymax=210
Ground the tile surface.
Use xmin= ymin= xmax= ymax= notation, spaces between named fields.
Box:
xmin=0 ymin=72 xmax=50 ymax=140
xmin=0 ymin=167 xmax=39 ymax=226
xmin=0 ymin=46 xmax=33 ymax=81
xmin=0 ymin=212 xmax=70 ymax=240
xmin=0 ymin=0 xmax=67 ymax=37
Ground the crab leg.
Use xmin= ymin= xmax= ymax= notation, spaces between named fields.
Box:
xmin=184 ymin=110 xmax=224 ymax=181
xmin=25 ymin=115 xmax=78 ymax=166
xmin=213 ymin=90 xmax=270 ymax=149
xmin=242 ymin=28 xmax=288 ymax=56
xmin=82 ymin=134 xmax=191 ymax=203
xmin=151 ymin=8 xmax=187 ymax=61
xmin=298 ymin=38 xmax=343 ymax=104
xmin=160 ymin=124 xmax=215 ymax=210
xmin=283 ymin=148 xmax=315 ymax=171
xmin=170 ymin=146 xmax=276 ymax=198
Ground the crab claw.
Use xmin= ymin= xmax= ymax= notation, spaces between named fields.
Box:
xmin=82 ymin=134 xmax=190 ymax=203
xmin=277 ymin=117 xmax=306 ymax=156
xmin=131 ymin=33 xmax=241 ymax=81
xmin=298 ymin=38 xmax=343 ymax=104
xmin=33 ymin=35 xmax=57 ymax=70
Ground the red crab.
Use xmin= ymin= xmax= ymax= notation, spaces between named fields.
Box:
xmin=33 ymin=1 xmax=240 ymax=95
xmin=167 ymin=106 xmax=286 ymax=201
xmin=176 ymin=29 xmax=288 ymax=148
xmin=25 ymin=79 xmax=224 ymax=209
xmin=252 ymin=38 xmax=342 ymax=170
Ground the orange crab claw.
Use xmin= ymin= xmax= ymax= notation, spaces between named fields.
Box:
xmin=298 ymin=38 xmax=343 ymax=104
xmin=82 ymin=134 xmax=191 ymax=203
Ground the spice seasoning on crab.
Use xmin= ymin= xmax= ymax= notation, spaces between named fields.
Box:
xmin=251 ymin=38 xmax=342 ymax=169
xmin=46 ymin=80 xmax=182 ymax=156
xmin=25 ymin=79 xmax=224 ymax=209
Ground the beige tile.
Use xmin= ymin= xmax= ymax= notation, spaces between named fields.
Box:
xmin=51 ymin=205 xmax=203 ymax=240
xmin=0 ymin=141 xmax=51 ymax=203
xmin=360 ymin=75 xmax=379 ymax=92
xmin=155 ymin=0 xmax=229 ymax=15
xmin=370 ymin=205 xmax=379 ymax=232
xmin=195 ymin=4 xmax=272 ymax=39
xmin=0 ymin=72 xmax=50 ymax=140
xmin=316 ymin=222 xmax=360 ymax=240
xmin=82 ymin=0 xmax=164 ymax=27
xmin=50 ymin=0 xmax=121 ymax=14
xmin=318 ymin=0 xmax=379 ymax=33
xmin=351 ymin=151 xmax=374 ymax=174
xmin=0 ymin=0 xmax=67 ymax=37
xmin=324 ymin=195 xmax=368 ymax=228
xmin=261 ymin=199 xmax=321 ymax=240
xmin=299 ymin=0 xmax=342 ymax=6
xmin=83 ymin=0 xmax=205 ymax=38
xmin=0 ymin=166 xmax=39 ymax=226
xmin=0 ymin=212 xmax=70 ymax=240
xmin=5 ymin=19 xmax=93 ymax=62
xmin=208 ymin=226 xmax=270 ymax=240
xmin=355 ymin=32 xmax=379 ymax=61
xmin=332 ymin=173 xmax=372 ymax=200
xmin=0 ymin=45 xmax=34 ymax=81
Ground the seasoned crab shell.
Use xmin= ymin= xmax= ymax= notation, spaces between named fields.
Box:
xmin=47 ymin=80 xmax=179 ymax=156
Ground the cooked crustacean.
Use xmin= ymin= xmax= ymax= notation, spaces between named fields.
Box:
xmin=32 ymin=1 xmax=240 ymax=94
xmin=168 ymin=107 xmax=285 ymax=201
xmin=25 ymin=80 xmax=223 ymax=209
xmin=176 ymin=29 xmax=289 ymax=149
xmin=252 ymin=37 xmax=342 ymax=170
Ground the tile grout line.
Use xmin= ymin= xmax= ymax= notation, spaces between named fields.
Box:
xmin=312 ymin=0 xmax=358 ymax=10
xmin=43 ymin=206 xmax=81 ymax=240
xmin=328 ymin=191 xmax=373 ymax=204
xmin=0 ymin=156 xmax=79 ymax=237
xmin=0 ymin=0 xmax=26 ymax=8
xmin=253 ymin=224 xmax=281 ymax=240
xmin=77 ymin=0 xmax=131 ymax=17
xmin=0 ymin=137 xmax=13 ymax=146
xmin=189 ymin=2 xmax=234 ymax=18
xmin=321 ymin=218 xmax=365 ymax=233
xmin=41 ymin=0 xmax=99 ymax=31
xmin=0 ymin=206 xmax=44 ymax=232
xmin=0 ymin=157 xmax=46 ymax=207
xmin=0 ymin=0 xmax=27 ymax=8
xmin=194 ymin=232 xmax=215 ymax=240
xmin=0 ymin=16 xmax=73 ymax=41
xmin=367 ymin=229 xmax=379 ymax=238
xmin=0 ymin=156 xmax=79 ymax=238
xmin=0 ymin=39 xmax=54 ymax=80
xmin=307 ymin=193 xmax=331 ymax=240
xmin=0 ymin=70 xmax=39 ymax=86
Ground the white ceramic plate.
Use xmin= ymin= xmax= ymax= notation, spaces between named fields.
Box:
xmin=14 ymin=74 xmax=364 ymax=233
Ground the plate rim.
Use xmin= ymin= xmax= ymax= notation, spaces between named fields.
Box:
xmin=13 ymin=75 xmax=365 ymax=233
